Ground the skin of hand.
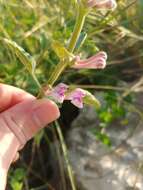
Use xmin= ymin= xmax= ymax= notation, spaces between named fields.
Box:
xmin=0 ymin=84 xmax=60 ymax=190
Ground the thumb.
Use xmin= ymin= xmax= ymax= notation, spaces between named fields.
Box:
xmin=0 ymin=169 xmax=7 ymax=190
xmin=1 ymin=98 xmax=60 ymax=149
xmin=0 ymin=98 xmax=60 ymax=190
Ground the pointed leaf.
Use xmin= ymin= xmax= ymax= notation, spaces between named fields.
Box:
xmin=83 ymin=91 xmax=101 ymax=109
xmin=3 ymin=38 xmax=36 ymax=74
xmin=75 ymin=31 xmax=87 ymax=51
xmin=52 ymin=41 xmax=73 ymax=59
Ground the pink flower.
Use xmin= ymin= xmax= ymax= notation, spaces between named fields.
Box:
xmin=46 ymin=83 xmax=68 ymax=103
xmin=87 ymin=0 xmax=117 ymax=10
xmin=65 ymin=88 xmax=86 ymax=109
xmin=72 ymin=51 xmax=107 ymax=69
xmin=46 ymin=83 xmax=100 ymax=109
xmin=46 ymin=84 xmax=86 ymax=108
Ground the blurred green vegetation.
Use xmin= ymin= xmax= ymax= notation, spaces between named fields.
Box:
xmin=0 ymin=0 xmax=143 ymax=189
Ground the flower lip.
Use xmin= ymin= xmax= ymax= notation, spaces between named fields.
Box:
xmin=65 ymin=88 xmax=86 ymax=109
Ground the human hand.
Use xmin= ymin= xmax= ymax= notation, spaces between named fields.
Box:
xmin=0 ymin=84 xmax=60 ymax=190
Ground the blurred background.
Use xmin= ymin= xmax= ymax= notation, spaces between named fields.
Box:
xmin=0 ymin=0 xmax=143 ymax=189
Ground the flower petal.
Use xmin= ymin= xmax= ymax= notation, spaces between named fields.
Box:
xmin=46 ymin=83 xmax=68 ymax=103
xmin=65 ymin=88 xmax=86 ymax=109
xmin=71 ymin=99 xmax=84 ymax=109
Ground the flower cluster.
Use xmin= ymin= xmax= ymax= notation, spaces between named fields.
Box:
xmin=45 ymin=0 xmax=115 ymax=110
xmin=46 ymin=51 xmax=107 ymax=109
xmin=46 ymin=82 xmax=101 ymax=109
xmin=46 ymin=83 xmax=86 ymax=109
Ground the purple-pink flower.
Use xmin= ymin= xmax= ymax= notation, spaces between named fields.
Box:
xmin=46 ymin=83 xmax=86 ymax=108
xmin=46 ymin=83 xmax=100 ymax=109
xmin=72 ymin=51 xmax=107 ymax=69
xmin=87 ymin=0 xmax=117 ymax=10
xmin=65 ymin=88 xmax=86 ymax=109
xmin=46 ymin=83 xmax=68 ymax=103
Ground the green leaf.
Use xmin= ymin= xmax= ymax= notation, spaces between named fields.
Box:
xmin=99 ymin=111 xmax=113 ymax=123
xmin=13 ymin=168 xmax=26 ymax=181
xmin=3 ymin=38 xmax=36 ymax=74
xmin=83 ymin=91 xmax=100 ymax=109
xmin=52 ymin=41 xmax=73 ymax=59
xmin=11 ymin=181 xmax=23 ymax=190
xmin=96 ymin=132 xmax=111 ymax=147
xmin=10 ymin=168 xmax=25 ymax=190
xmin=75 ymin=31 xmax=87 ymax=51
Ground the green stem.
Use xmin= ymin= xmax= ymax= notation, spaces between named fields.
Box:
xmin=68 ymin=7 xmax=87 ymax=53
xmin=47 ymin=6 xmax=87 ymax=87
xmin=42 ymin=6 xmax=87 ymax=190
xmin=32 ymin=73 xmax=44 ymax=97
xmin=51 ymin=127 xmax=67 ymax=190
xmin=47 ymin=60 xmax=67 ymax=86
xmin=55 ymin=121 xmax=76 ymax=190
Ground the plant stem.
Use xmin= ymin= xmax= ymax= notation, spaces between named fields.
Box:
xmin=47 ymin=60 xmax=67 ymax=86
xmin=51 ymin=127 xmax=67 ymax=190
xmin=47 ymin=6 xmax=87 ymax=87
xmin=55 ymin=121 xmax=76 ymax=190
xmin=43 ymin=6 xmax=87 ymax=190
xmin=32 ymin=73 xmax=44 ymax=97
xmin=68 ymin=7 xmax=87 ymax=53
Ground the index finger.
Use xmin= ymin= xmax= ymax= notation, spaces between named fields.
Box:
xmin=0 ymin=84 xmax=35 ymax=112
